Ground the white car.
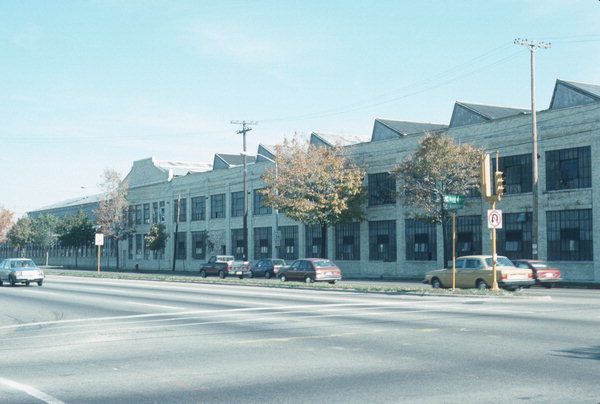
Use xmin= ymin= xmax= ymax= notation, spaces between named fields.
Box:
xmin=0 ymin=258 xmax=45 ymax=286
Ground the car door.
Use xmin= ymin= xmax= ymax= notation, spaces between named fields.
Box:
xmin=455 ymin=258 xmax=477 ymax=288
xmin=257 ymin=260 xmax=267 ymax=275
xmin=265 ymin=260 xmax=274 ymax=273
xmin=450 ymin=259 xmax=466 ymax=287
xmin=287 ymin=260 xmax=301 ymax=279
xmin=0 ymin=260 xmax=10 ymax=281
xmin=291 ymin=260 xmax=304 ymax=280
xmin=460 ymin=258 xmax=485 ymax=288
xmin=300 ymin=260 xmax=313 ymax=280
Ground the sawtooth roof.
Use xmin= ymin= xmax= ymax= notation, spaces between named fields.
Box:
xmin=371 ymin=119 xmax=447 ymax=141
xmin=449 ymin=102 xmax=529 ymax=128
xmin=311 ymin=132 xmax=370 ymax=147
xmin=213 ymin=153 xmax=256 ymax=169
xmin=550 ymin=79 xmax=600 ymax=109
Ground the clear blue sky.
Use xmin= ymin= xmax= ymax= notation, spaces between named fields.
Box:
xmin=2 ymin=0 xmax=599 ymax=216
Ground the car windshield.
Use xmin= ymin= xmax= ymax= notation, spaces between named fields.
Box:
xmin=11 ymin=260 xmax=37 ymax=268
xmin=313 ymin=260 xmax=334 ymax=268
xmin=530 ymin=262 xmax=549 ymax=269
xmin=484 ymin=257 xmax=514 ymax=267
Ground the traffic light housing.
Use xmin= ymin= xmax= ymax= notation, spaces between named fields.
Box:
xmin=495 ymin=171 xmax=505 ymax=197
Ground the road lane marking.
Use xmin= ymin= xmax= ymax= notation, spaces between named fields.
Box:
xmin=237 ymin=332 xmax=358 ymax=344
xmin=125 ymin=301 xmax=185 ymax=310
xmin=0 ymin=377 xmax=65 ymax=404
xmin=0 ymin=303 xmax=388 ymax=331
xmin=236 ymin=329 xmax=383 ymax=344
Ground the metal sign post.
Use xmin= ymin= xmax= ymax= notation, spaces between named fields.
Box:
xmin=443 ymin=195 xmax=465 ymax=291
xmin=95 ymin=233 xmax=104 ymax=273
xmin=487 ymin=209 xmax=502 ymax=291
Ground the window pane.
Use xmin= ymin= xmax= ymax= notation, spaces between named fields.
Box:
xmin=368 ymin=173 xmax=396 ymax=206
xmin=547 ymin=209 xmax=592 ymax=261
xmin=335 ymin=222 xmax=360 ymax=261
xmin=369 ymin=220 xmax=396 ymax=261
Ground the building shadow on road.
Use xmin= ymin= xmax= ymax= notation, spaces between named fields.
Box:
xmin=554 ymin=346 xmax=600 ymax=360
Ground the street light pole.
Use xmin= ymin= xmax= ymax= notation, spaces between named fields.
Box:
xmin=231 ymin=120 xmax=257 ymax=261
xmin=514 ymin=39 xmax=550 ymax=260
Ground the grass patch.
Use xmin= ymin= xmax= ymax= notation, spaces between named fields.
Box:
xmin=45 ymin=269 xmax=519 ymax=297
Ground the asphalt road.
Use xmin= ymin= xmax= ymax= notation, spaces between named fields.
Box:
xmin=1 ymin=275 xmax=599 ymax=403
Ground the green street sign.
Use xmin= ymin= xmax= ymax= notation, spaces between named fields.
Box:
xmin=443 ymin=195 xmax=464 ymax=210
xmin=443 ymin=195 xmax=464 ymax=204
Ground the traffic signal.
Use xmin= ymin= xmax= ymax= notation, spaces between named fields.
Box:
xmin=495 ymin=171 xmax=505 ymax=197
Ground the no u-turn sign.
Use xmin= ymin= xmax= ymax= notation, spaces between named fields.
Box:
xmin=488 ymin=209 xmax=502 ymax=229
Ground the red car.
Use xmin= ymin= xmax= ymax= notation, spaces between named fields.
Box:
xmin=513 ymin=260 xmax=562 ymax=288
xmin=278 ymin=258 xmax=342 ymax=284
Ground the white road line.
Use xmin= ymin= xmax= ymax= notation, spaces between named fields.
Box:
xmin=126 ymin=301 xmax=185 ymax=310
xmin=0 ymin=303 xmax=382 ymax=331
xmin=0 ymin=377 xmax=65 ymax=404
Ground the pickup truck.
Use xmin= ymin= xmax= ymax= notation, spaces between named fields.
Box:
xmin=199 ymin=255 xmax=251 ymax=279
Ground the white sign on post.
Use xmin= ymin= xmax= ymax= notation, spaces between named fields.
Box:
xmin=95 ymin=233 xmax=105 ymax=246
xmin=487 ymin=210 xmax=503 ymax=229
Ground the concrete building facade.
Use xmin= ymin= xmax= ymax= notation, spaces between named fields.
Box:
xmin=5 ymin=79 xmax=600 ymax=282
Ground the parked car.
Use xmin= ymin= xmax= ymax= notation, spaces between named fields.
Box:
xmin=199 ymin=255 xmax=251 ymax=279
xmin=278 ymin=258 xmax=342 ymax=284
xmin=250 ymin=258 xmax=288 ymax=279
xmin=513 ymin=259 xmax=562 ymax=288
xmin=0 ymin=258 xmax=44 ymax=287
xmin=423 ymin=255 xmax=534 ymax=291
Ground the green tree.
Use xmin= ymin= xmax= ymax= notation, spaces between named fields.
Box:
xmin=57 ymin=210 xmax=95 ymax=268
xmin=261 ymin=136 xmax=366 ymax=257
xmin=94 ymin=169 xmax=132 ymax=269
xmin=144 ymin=223 xmax=168 ymax=269
xmin=0 ymin=205 xmax=14 ymax=243
xmin=31 ymin=214 xmax=59 ymax=266
xmin=7 ymin=216 xmax=33 ymax=256
xmin=390 ymin=132 xmax=482 ymax=264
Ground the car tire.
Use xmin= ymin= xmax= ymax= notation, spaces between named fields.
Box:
xmin=280 ymin=274 xmax=287 ymax=282
xmin=0 ymin=280 xmax=3 ymax=286
xmin=328 ymin=280 xmax=336 ymax=285
xmin=543 ymin=283 xmax=553 ymax=289
xmin=199 ymin=269 xmax=207 ymax=278
xmin=25 ymin=281 xmax=30 ymax=286
xmin=431 ymin=278 xmax=443 ymax=289
xmin=9 ymin=276 xmax=16 ymax=287
xmin=476 ymin=279 xmax=488 ymax=290
xmin=264 ymin=271 xmax=271 ymax=279
xmin=304 ymin=275 xmax=313 ymax=284
xmin=218 ymin=270 xmax=226 ymax=279
xmin=37 ymin=280 xmax=43 ymax=286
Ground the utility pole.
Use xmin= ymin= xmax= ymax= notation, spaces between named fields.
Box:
xmin=514 ymin=38 xmax=550 ymax=260
xmin=231 ymin=120 xmax=257 ymax=261
xmin=172 ymin=194 xmax=180 ymax=271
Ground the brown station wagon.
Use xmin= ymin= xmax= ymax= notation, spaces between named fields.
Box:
xmin=278 ymin=258 xmax=342 ymax=284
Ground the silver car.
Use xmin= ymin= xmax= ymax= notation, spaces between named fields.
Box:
xmin=0 ymin=258 xmax=45 ymax=286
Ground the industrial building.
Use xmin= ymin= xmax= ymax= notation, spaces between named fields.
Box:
xmin=5 ymin=78 xmax=600 ymax=283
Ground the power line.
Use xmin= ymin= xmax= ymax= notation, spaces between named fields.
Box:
xmin=260 ymin=44 xmax=521 ymax=123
